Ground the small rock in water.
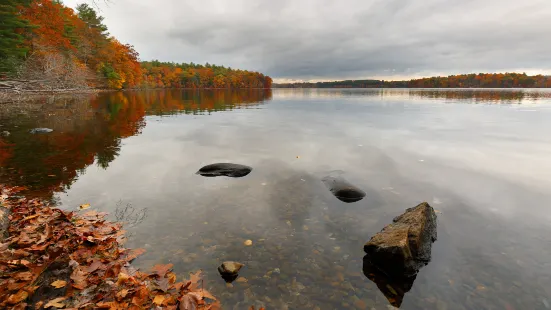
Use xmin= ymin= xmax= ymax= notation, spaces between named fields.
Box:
xmin=196 ymin=163 xmax=252 ymax=178
xmin=0 ymin=131 xmax=9 ymax=137
xmin=29 ymin=128 xmax=53 ymax=134
xmin=244 ymin=239 xmax=253 ymax=246
xmin=218 ymin=261 xmax=244 ymax=283
xmin=322 ymin=175 xmax=366 ymax=203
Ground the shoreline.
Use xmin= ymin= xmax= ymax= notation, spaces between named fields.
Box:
xmin=0 ymin=185 xmax=221 ymax=309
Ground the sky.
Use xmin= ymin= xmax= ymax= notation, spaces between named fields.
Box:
xmin=64 ymin=0 xmax=551 ymax=82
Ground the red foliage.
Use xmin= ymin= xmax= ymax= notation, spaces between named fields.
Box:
xmin=0 ymin=185 xmax=220 ymax=309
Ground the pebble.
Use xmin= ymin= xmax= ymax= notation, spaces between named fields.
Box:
xmin=244 ymin=240 xmax=253 ymax=246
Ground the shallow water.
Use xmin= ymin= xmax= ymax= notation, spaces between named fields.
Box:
xmin=1 ymin=88 xmax=551 ymax=309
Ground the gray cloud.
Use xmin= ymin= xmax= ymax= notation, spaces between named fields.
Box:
xmin=66 ymin=0 xmax=551 ymax=81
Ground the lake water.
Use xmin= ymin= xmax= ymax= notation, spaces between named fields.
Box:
xmin=1 ymin=88 xmax=551 ymax=309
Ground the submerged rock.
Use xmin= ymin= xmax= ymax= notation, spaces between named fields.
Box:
xmin=197 ymin=163 xmax=252 ymax=178
xmin=363 ymin=202 xmax=437 ymax=277
xmin=29 ymin=128 xmax=53 ymax=134
xmin=321 ymin=176 xmax=366 ymax=203
xmin=0 ymin=131 xmax=9 ymax=137
xmin=218 ymin=261 xmax=244 ymax=283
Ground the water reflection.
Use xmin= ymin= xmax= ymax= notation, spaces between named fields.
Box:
xmin=1 ymin=88 xmax=551 ymax=309
xmin=0 ymin=90 xmax=271 ymax=200
xmin=362 ymin=256 xmax=417 ymax=308
xmin=275 ymin=88 xmax=551 ymax=103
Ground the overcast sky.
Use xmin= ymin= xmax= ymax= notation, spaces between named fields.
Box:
xmin=64 ymin=0 xmax=551 ymax=82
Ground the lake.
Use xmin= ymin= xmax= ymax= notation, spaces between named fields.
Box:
xmin=1 ymin=88 xmax=551 ymax=309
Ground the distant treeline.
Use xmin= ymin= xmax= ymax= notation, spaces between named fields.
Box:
xmin=141 ymin=61 xmax=272 ymax=89
xmin=274 ymin=73 xmax=551 ymax=88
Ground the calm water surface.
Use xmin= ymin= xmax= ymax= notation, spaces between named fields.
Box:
xmin=1 ymin=89 xmax=551 ymax=310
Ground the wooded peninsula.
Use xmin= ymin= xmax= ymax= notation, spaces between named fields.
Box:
xmin=0 ymin=0 xmax=272 ymax=92
xmin=274 ymin=73 xmax=551 ymax=88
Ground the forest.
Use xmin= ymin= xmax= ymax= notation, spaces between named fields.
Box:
xmin=0 ymin=0 xmax=271 ymax=91
xmin=274 ymin=73 xmax=551 ymax=88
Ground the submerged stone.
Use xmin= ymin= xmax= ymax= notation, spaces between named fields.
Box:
xmin=321 ymin=176 xmax=366 ymax=203
xmin=30 ymin=128 xmax=53 ymax=134
xmin=1 ymin=131 xmax=9 ymax=137
xmin=197 ymin=163 xmax=252 ymax=178
xmin=363 ymin=202 xmax=437 ymax=277
xmin=218 ymin=261 xmax=244 ymax=283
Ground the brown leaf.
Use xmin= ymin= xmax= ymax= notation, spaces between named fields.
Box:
xmin=86 ymin=260 xmax=104 ymax=273
xmin=50 ymin=280 xmax=67 ymax=288
xmin=201 ymin=289 xmax=217 ymax=301
xmin=179 ymin=292 xmax=201 ymax=310
xmin=7 ymin=290 xmax=28 ymax=304
xmin=44 ymin=297 xmax=66 ymax=308
xmin=151 ymin=264 xmax=173 ymax=278
xmin=14 ymin=271 xmax=33 ymax=281
xmin=71 ymin=268 xmax=88 ymax=289
xmin=125 ymin=248 xmax=146 ymax=262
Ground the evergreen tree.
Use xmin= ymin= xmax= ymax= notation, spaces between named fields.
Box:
xmin=0 ymin=0 xmax=32 ymax=75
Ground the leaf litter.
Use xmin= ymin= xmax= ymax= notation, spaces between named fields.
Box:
xmin=0 ymin=185 xmax=220 ymax=309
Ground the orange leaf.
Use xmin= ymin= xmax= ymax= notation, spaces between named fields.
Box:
xmin=79 ymin=203 xmax=91 ymax=210
xmin=50 ymin=280 xmax=67 ymax=288
xmin=44 ymin=297 xmax=66 ymax=308
xmin=7 ymin=290 xmax=28 ymax=304
xmin=151 ymin=264 xmax=173 ymax=277
xmin=153 ymin=294 xmax=165 ymax=305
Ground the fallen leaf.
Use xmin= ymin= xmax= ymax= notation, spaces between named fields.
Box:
xmin=15 ymin=271 xmax=33 ymax=281
xmin=7 ymin=290 xmax=28 ymax=304
xmin=201 ymin=289 xmax=217 ymax=301
xmin=116 ymin=272 xmax=131 ymax=285
xmin=151 ymin=264 xmax=173 ymax=278
xmin=44 ymin=297 xmax=66 ymax=308
xmin=21 ymin=214 xmax=40 ymax=221
xmin=71 ymin=268 xmax=88 ymax=289
xmin=50 ymin=280 xmax=67 ymax=288
xmin=116 ymin=288 xmax=129 ymax=299
xmin=125 ymin=248 xmax=146 ymax=262
xmin=79 ymin=203 xmax=91 ymax=210
xmin=167 ymin=272 xmax=177 ymax=284
xmin=153 ymin=294 xmax=166 ymax=305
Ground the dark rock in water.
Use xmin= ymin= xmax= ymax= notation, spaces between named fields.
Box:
xmin=321 ymin=176 xmax=366 ymax=203
xmin=364 ymin=202 xmax=437 ymax=277
xmin=362 ymin=255 xmax=416 ymax=308
xmin=197 ymin=163 xmax=252 ymax=178
xmin=30 ymin=128 xmax=53 ymax=134
xmin=218 ymin=261 xmax=244 ymax=283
